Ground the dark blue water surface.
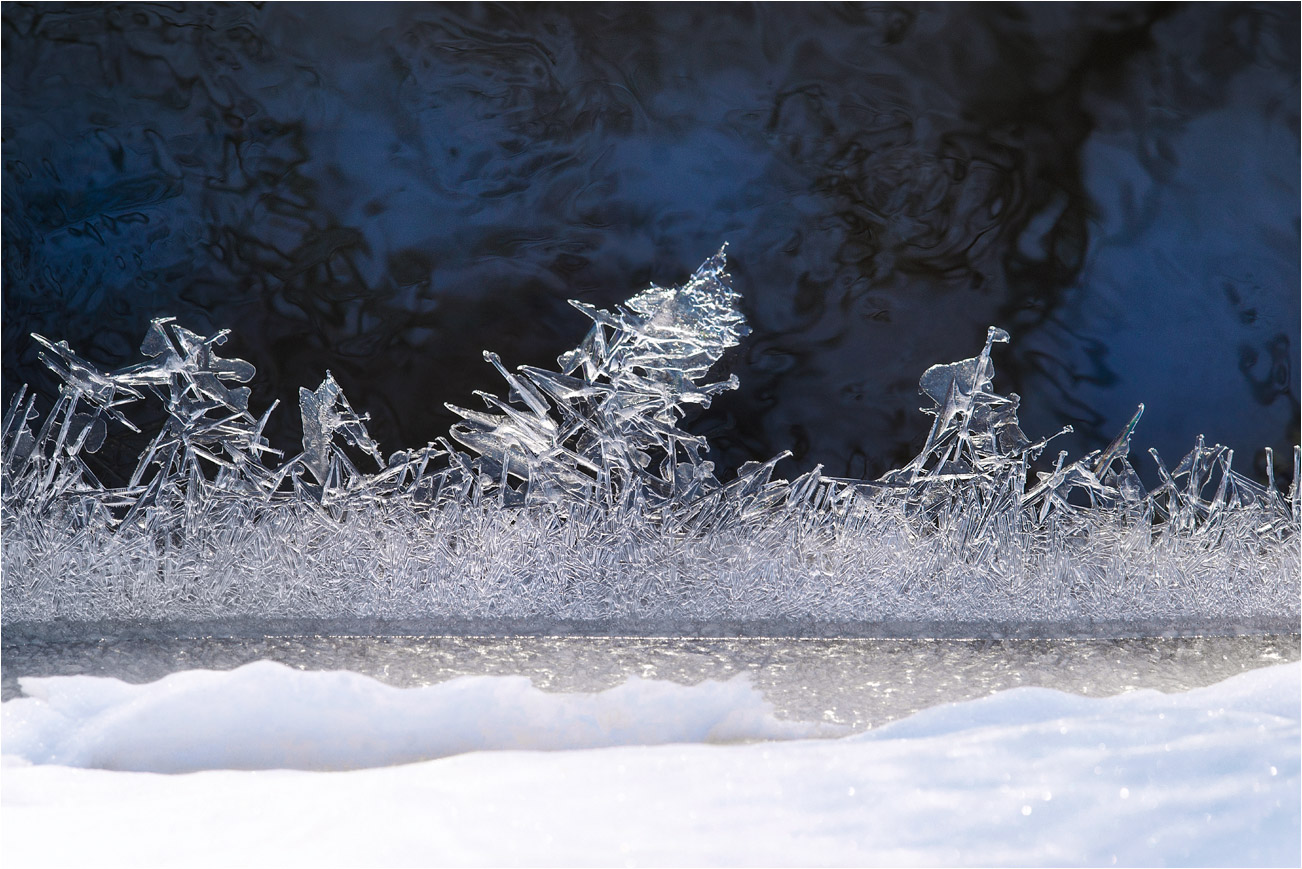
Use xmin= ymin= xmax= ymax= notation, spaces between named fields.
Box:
xmin=3 ymin=2 xmax=1298 ymax=485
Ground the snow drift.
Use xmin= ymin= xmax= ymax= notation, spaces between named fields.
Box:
xmin=3 ymin=662 xmax=1298 ymax=866
xmin=2 ymin=663 xmax=832 ymax=772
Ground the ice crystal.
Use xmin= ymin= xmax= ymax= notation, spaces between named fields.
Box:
xmin=2 ymin=248 xmax=1298 ymax=638
xmin=445 ymin=248 xmax=748 ymax=514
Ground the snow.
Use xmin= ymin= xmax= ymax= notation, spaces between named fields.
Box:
xmin=2 ymin=663 xmax=833 ymax=772
xmin=3 ymin=661 xmax=1298 ymax=867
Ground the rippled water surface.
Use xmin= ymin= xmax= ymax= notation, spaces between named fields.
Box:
xmin=4 ymin=3 xmax=1297 ymax=486
xmin=4 ymin=635 xmax=1297 ymax=728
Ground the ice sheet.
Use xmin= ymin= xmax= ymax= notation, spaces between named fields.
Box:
xmin=4 ymin=633 xmax=1298 ymax=727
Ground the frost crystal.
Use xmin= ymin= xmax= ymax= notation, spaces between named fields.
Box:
xmin=446 ymin=249 xmax=747 ymax=514
xmin=2 ymin=248 xmax=1298 ymax=638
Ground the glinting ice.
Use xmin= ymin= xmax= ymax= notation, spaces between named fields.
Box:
xmin=2 ymin=249 xmax=1298 ymax=635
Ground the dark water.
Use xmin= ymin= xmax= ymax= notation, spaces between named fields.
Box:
xmin=3 ymin=634 xmax=1297 ymax=728
xmin=2 ymin=2 xmax=1298 ymax=487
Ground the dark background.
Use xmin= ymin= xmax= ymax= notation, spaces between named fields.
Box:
xmin=3 ymin=2 xmax=1298 ymax=488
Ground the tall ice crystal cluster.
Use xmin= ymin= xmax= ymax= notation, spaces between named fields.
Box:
xmin=3 ymin=249 xmax=1298 ymax=637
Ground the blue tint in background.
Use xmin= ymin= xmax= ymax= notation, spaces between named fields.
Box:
xmin=3 ymin=2 xmax=1297 ymax=486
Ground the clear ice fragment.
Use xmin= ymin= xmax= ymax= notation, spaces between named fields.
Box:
xmin=1 ymin=248 xmax=1297 ymax=636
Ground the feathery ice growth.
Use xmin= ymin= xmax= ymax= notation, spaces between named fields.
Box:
xmin=2 ymin=249 xmax=1298 ymax=637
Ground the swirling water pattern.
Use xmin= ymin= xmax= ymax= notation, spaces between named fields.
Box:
xmin=3 ymin=3 xmax=1297 ymax=486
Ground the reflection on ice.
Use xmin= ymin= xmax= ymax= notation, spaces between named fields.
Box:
xmin=2 ymin=250 xmax=1298 ymax=635
xmin=3 ymin=634 xmax=1297 ymax=728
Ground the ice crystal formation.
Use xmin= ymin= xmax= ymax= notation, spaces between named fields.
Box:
xmin=3 ymin=249 xmax=1298 ymax=638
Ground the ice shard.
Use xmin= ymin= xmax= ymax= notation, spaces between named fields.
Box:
xmin=446 ymin=247 xmax=746 ymax=515
xmin=1 ymin=248 xmax=1297 ymax=637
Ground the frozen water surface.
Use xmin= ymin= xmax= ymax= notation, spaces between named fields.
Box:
xmin=3 ymin=634 xmax=1296 ymax=729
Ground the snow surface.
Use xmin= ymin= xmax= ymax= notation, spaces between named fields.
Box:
xmin=2 ymin=663 xmax=835 ymax=772
xmin=2 ymin=661 xmax=1299 ymax=867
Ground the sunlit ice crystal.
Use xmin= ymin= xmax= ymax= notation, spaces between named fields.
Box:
xmin=447 ymin=247 xmax=746 ymax=513
xmin=2 ymin=247 xmax=1298 ymax=639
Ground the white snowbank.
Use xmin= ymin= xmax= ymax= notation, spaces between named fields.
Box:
xmin=3 ymin=662 xmax=1298 ymax=867
xmin=2 ymin=662 xmax=831 ymax=772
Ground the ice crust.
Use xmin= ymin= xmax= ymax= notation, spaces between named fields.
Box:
xmin=2 ymin=249 xmax=1298 ymax=635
